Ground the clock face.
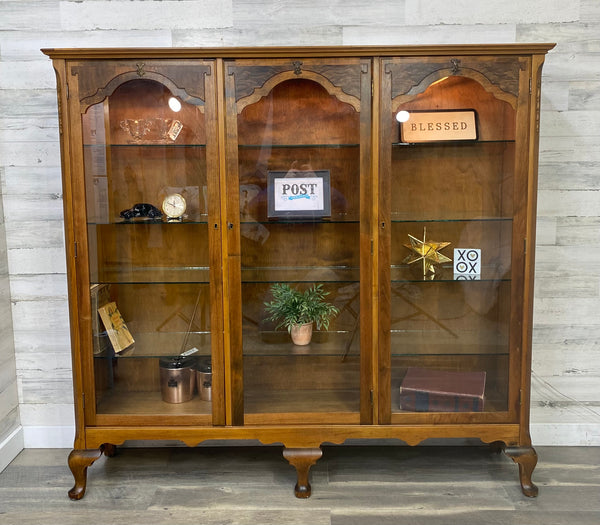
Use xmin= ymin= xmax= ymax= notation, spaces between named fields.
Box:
xmin=162 ymin=193 xmax=187 ymax=219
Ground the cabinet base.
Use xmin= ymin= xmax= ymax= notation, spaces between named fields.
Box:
xmin=69 ymin=427 xmax=539 ymax=500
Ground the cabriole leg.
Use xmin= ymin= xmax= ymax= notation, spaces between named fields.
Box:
xmin=504 ymin=446 xmax=539 ymax=497
xmin=67 ymin=448 xmax=104 ymax=500
xmin=283 ymin=447 xmax=323 ymax=498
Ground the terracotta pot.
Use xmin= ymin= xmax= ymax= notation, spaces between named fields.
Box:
xmin=290 ymin=322 xmax=313 ymax=345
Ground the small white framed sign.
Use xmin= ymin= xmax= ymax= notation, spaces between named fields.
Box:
xmin=454 ymin=248 xmax=481 ymax=280
xmin=267 ymin=170 xmax=331 ymax=218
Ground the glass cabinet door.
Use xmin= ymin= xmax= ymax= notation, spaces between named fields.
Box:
xmin=224 ymin=58 xmax=373 ymax=424
xmin=379 ymin=56 xmax=529 ymax=423
xmin=78 ymin=61 xmax=221 ymax=424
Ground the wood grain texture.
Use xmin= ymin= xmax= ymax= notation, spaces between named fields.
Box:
xmin=504 ymin=445 xmax=539 ymax=497
xmin=67 ymin=448 xmax=103 ymax=500
xmin=73 ymin=62 xmax=211 ymax=108
xmin=386 ymin=56 xmax=522 ymax=103
xmin=283 ymin=447 xmax=323 ymax=498
xmin=2 ymin=446 xmax=600 ymax=523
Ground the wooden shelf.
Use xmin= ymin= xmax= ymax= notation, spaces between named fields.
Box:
xmin=390 ymin=384 xmax=508 ymax=415
xmin=244 ymin=389 xmax=360 ymax=416
xmin=96 ymin=390 xmax=212 ymax=416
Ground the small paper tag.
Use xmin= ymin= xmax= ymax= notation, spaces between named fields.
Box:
xmin=180 ymin=347 xmax=199 ymax=356
xmin=167 ymin=120 xmax=183 ymax=141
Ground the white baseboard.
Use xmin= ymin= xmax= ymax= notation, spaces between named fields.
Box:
xmin=18 ymin=423 xmax=600 ymax=449
xmin=531 ymin=423 xmax=600 ymax=446
xmin=0 ymin=426 xmax=24 ymax=472
xmin=23 ymin=425 xmax=74 ymax=448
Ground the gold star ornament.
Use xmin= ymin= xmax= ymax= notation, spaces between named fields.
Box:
xmin=403 ymin=227 xmax=452 ymax=276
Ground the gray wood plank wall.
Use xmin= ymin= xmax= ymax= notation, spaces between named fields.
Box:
xmin=0 ymin=1 xmax=598 ymax=455
xmin=0 ymin=177 xmax=21 ymax=471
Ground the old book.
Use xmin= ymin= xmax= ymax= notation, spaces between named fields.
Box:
xmin=97 ymin=301 xmax=135 ymax=354
xmin=399 ymin=367 xmax=486 ymax=412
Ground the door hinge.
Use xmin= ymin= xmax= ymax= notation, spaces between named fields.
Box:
xmin=66 ymin=82 xmax=70 ymax=100
xmin=524 ymin=238 xmax=527 ymax=256
xmin=370 ymin=389 xmax=374 ymax=406
xmin=519 ymin=389 xmax=523 ymax=406
xmin=529 ymin=77 xmax=532 ymax=95
xmin=74 ymin=241 xmax=78 ymax=259
xmin=371 ymin=239 xmax=374 ymax=255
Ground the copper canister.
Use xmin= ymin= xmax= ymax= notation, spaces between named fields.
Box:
xmin=195 ymin=359 xmax=212 ymax=402
xmin=159 ymin=356 xmax=196 ymax=403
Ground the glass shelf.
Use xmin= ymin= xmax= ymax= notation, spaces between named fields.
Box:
xmin=91 ymin=218 xmax=358 ymax=226
xmin=88 ymin=217 xmax=210 ymax=226
xmin=94 ymin=331 xmax=211 ymax=359
xmin=241 ymin=219 xmax=359 ymax=225
xmin=392 ymin=139 xmax=516 ymax=147
xmin=242 ymin=266 xmax=359 ymax=283
xmin=239 ymin=143 xmax=360 ymax=149
xmin=117 ymin=218 xmax=209 ymax=224
xmin=84 ymin=143 xmax=207 ymax=149
xmin=389 ymin=344 xmax=509 ymax=358
xmin=390 ymin=265 xmax=510 ymax=283
xmin=242 ymin=330 xmax=358 ymax=357
xmin=390 ymin=217 xmax=513 ymax=223
xmin=91 ymin=267 xmax=210 ymax=284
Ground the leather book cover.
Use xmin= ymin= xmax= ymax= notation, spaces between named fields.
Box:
xmin=399 ymin=367 xmax=486 ymax=412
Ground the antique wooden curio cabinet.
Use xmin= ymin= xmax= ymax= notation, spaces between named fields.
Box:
xmin=43 ymin=43 xmax=554 ymax=499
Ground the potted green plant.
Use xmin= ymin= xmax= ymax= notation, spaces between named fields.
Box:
xmin=264 ymin=283 xmax=339 ymax=345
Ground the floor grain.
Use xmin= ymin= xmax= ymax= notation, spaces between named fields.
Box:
xmin=0 ymin=445 xmax=598 ymax=525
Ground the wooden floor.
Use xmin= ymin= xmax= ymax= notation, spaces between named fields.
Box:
xmin=1 ymin=445 xmax=599 ymax=524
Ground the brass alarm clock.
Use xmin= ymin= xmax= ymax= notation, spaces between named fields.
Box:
xmin=162 ymin=193 xmax=186 ymax=220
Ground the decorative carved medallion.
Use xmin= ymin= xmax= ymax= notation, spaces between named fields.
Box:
xmin=450 ymin=58 xmax=461 ymax=74
xmin=136 ymin=63 xmax=146 ymax=77
xmin=292 ymin=61 xmax=303 ymax=75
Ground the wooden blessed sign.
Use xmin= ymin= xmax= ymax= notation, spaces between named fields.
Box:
xmin=400 ymin=110 xmax=477 ymax=143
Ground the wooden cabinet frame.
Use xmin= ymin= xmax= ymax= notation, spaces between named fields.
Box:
xmin=43 ymin=44 xmax=554 ymax=500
